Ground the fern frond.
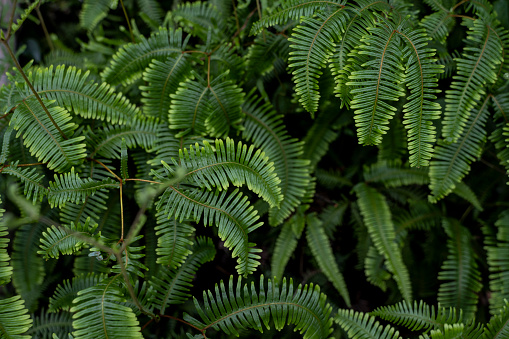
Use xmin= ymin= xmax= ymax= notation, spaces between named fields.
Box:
xmin=334 ymin=308 xmax=402 ymax=339
xmin=0 ymin=200 xmax=12 ymax=286
xmin=10 ymin=0 xmax=40 ymax=34
xmin=48 ymin=168 xmax=118 ymax=208
xmin=101 ymin=28 xmax=184 ymax=86
xmin=59 ymin=188 xmax=109 ymax=226
xmin=420 ymin=11 xmax=455 ymax=44
xmin=429 ymin=96 xmax=490 ymax=203
xmin=136 ymin=0 xmax=163 ymax=25
xmin=246 ymin=32 xmax=291 ymax=77
xmin=156 ymin=187 xmax=262 ymax=276
xmin=394 ymin=200 xmax=441 ymax=231
xmin=140 ymin=54 xmax=192 ymax=121
xmin=250 ymin=0 xmax=345 ymax=35
xmin=111 ymin=235 xmax=148 ymax=278
xmin=10 ymin=98 xmax=87 ymax=172
xmin=271 ymin=212 xmax=305 ymax=280
xmin=354 ymin=183 xmax=412 ymax=301
xmin=1 ymin=161 xmax=48 ymax=203
xmin=481 ymin=300 xmax=509 ymax=339
xmin=442 ymin=20 xmax=503 ymax=143
xmin=28 ymin=309 xmax=73 ymax=338
xmin=302 ymin=109 xmax=340 ymax=171
xmin=150 ymin=237 xmax=215 ymax=313
xmin=80 ymin=0 xmax=118 ymax=33
xmin=438 ymin=219 xmax=482 ymax=321
xmin=121 ymin=138 xmax=128 ymax=179
xmin=364 ymin=246 xmax=391 ymax=292
xmin=71 ymin=274 xmax=143 ymax=339
xmin=451 ymin=182 xmax=483 ymax=211
xmin=242 ymin=92 xmax=311 ymax=226
xmin=49 ymin=273 xmax=107 ymax=312
xmin=171 ymin=1 xmax=227 ymax=41
xmin=0 ymin=295 xmax=33 ymax=338
xmin=184 ymin=275 xmax=334 ymax=338
xmin=364 ymin=160 xmax=429 ymax=187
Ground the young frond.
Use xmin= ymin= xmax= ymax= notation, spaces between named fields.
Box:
xmin=0 ymin=201 xmax=12 ymax=286
xmin=0 ymin=161 xmax=48 ymax=203
xmin=49 ymin=273 xmax=107 ymax=312
xmin=156 ymin=187 xmax=262 ymax=276
xmin=334 ymin=308 xmax=402 ymax=339
xmin=442 ymin=20 xmax=503 ymax=143
xmin=0 ymin=295 xmax=33 ymax=338
xmin=101 ymin=28 xmax=184 ymax=86
xmin=10 ymin=98 xmax=87 ymax=172
xmin=71 ymin=275 xmax=143 ymax=339
xmin=150 ymin=237 xmax=215 ymax=313
xmin=184 ymin=275 xmax=334 ymax=338
xmin=80 ymin=0 xmax=118 ymax=33
xmin=481 ymin=300 xmax=509 ymax=339
xmin=306 ymin=213 xmax=351 ymax=306
xmin=354 ymin=183 xmax=412 ymax=302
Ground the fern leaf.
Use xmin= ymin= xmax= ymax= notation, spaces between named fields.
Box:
xmin=28 ymin=309 xmax=73 ymax=338
xmin=80 ymin=0 xmax=118 ymax=33
xmin=438 ymin=219 xmax=482 ymax=321
xmin=206 ymin=76 xmax=245 ymax=137
xmin=442 ymin=20 xmax=503 ymax=143
xmin=481 ymin=300 xmax=509 ymax=339
xmin=451 ymin=182 xmax=483 ymax=211
xmin=59 ymin=188 xmax=109 ymax=226
xmin=156 ymin=187 xmax=262 ymax=276
xmin=364 ymin=246 xmax=391 ymax=292
xmin=136 ymin=0 xmax=163 ymax=24
xmin=394 ymin=200 xmax=441 ymax=231
xmin=0 ymin=199 xmax=12 ymax=286
xmin=10 ymin=98 xmax=87 ymax=172
xmin=0 ymin=295 xmax=33 ymax=338
xmin=71 ymin=275 xmax=143 ymax=339
xmin=1 ymin=161 xmax=48 ymax=203
xmin=140 ymin=54 xmax=192 ymax=121
xmin=420 ymin=11 xmax=455 ymax=44
xmin=171 ymin=1 xmax=227 ymax=42
xmin=121 ymin=138 xmax=128 ymax=179
xmin=306 ymin=213 xmax=350 ymax=306
xmin=48 ymin=168 xmax=119 ymax=208
xmin=10 ymin=0 xmax=40 ymax=34
xmin=334 ymin=308 xmax=402 ymax=339
xmin=271 ymin=213 xmax=304 ymax=281
xmin=364 ymin=160 xmax=429 ymax=187
xmin=354 ymin=183 xmax=412 ymax=301
xmin=429 ymin=96 xmax=490 ymax=203
xmin=109 ymin=235 xmax=148 ymax=278
xmin=184 ymin=275 xmax=333 ymax=338
xmin=49 ymin=273 xmax=107 ymax=312
xmin=246 ymin=32 xmax=291 ymax=77
xmin=242 ymin=92 xmax=311 ymax=226
xmin=101 ymin=28 xmax=184 ymax=86
xmin=150 ymin=237 xmax=215 ymax=312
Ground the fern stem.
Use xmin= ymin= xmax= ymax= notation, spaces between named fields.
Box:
xmin=231 ymin=0 xmax=240 ymax=41
xmin=119 ymin=0 xmax=135 ymax=43
xmin=87 ymin=158 xmax=121 ymax=181
xmin=35 ymin=4 xmax=54 ymax=51
xmin=492 ymin=94 xmax=507 ymax=122
xmin=120 ymin=182 xmax=124 ymax=241
xmin=159 ymin=315 xmax=207 ymax=337
xmin=5 ymin=0 xmax=18 ymax=40
xmin=452 ymin=0 xmax=469 ymax=12
xmin=124 ymin=178 xmax=162 ymax=184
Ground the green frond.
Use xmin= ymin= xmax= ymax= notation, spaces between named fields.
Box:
xmin=394 ymin=200 xmax=441 ymax=231
xmin=163 ymin=138 xmax=282 ymax=208
xmin=209 ymin=44 xmax=246 ymax=80
xmin=48 ymin=168 xmax=118 ymax=208
xmin=316 ymin=168 xmax=352 ymax=188
xmin=320 ymin=201 xmax=348 ymax=237
xmin=156 ymin=187 xmax=262 ymax=276
xmin=101 ymin=28 xmax=184 ymax=86
xmin=371 ymin=300 xmax=462 ymax=332
xmin=442 ymin=20 xmax=503 ymax=143
xmin=121 ymin=138 xmax=128 ymax=179
xmin=420 ymin=11 xmax=455 ymax=44
xmin=87 ymin=118 xmax=158 ymax=159
xmin=354 ymin=183 xmax=412 ymax=301
xmin=136 ymin=0 xmax=163 ymax=25
xmin=399 ymin=27 xmax=443 ymax=167
xmin=59 ymin=188 xmax=109 ymax=226
xmin=111 ymin=235 xmax=148 ymax=278
xmin=49 ymin=273 xmax=107 ymax=312
xmin=363 ymin=160 xmax=429 ymax=187
xmin=0 ymin=125 xmax=12 ymax=164
xmin=306 ymin=213 xmax=350 ymax=306
xmin=38 ymin=218 xmax=98 ymax=259
xmin=0 ymin=199 xmax=12 ymax=286
xmin=364 ymin=246 xmax=391 ymax=292
xmin=6 ymin=65 xmax=140 ymax=124
xmin=80 ymin=0 xmax=118 ymax=33
xmin=246 ymin=32 xmax=290 ymax=77
xmin=184 ymin=275 xmax=334 ymax=338
xmin=73 ymin=252 xmax=111 ymax=276
xmin=451 ymin=182 xmax=483 ymax=211
xmin=427 ymin=323 xmax=465 ymax=339
xmin=9 ymin=0 xmax=40 ymax=34
xmin=271 ymin=211 xmax=305 ymax=280
xmin=150 ymin=237 xmax=215 ymax=313
xmin=242 ymin=92 xmax=311 ymax=226
xmin=171 ymin=1 xmax=227 ymax=42
xmin=288 ymin=9 xmax=347 ymax=113
xmin=481 ymin=300 xmax=509 ymax=339
xmin=490 ymin=93 xmax=509 ymax=175
xmin=71 ymin=274 xmax=143 ymax=339
xmin=438 ymin=219 xmax=482 ymax=321
xmin=0 ymin=295 xmax=33 ymax=338
xmin=347 ymin=21 xmax=406 ymax=146
xmin=334 ymin=308 xmax=402 ymax=339
xmin=10 ymin=98 xmax=87 ymax=172
xmin=250 ymin=0 xmax=345 ymax=35
xmin=1 ymin=161 xmax=48 ymax=203
xmin=378 ymin=117 xmax=407 ymax=162
xmin=140 ymin=54 xmax=192 ymax=121
xmin=28 ymin=309 xmax=73 ymax=338
xmin=428 ymin=96 xmax=490 ymax=203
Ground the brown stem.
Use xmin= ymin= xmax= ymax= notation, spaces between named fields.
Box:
xmin=124 ymin=178 xmax=162 ymax=184
xmin=35 ymin=4 xmax=54 ymax=51
xmin=119 ymin=181 xmax=124 ymax=241
xmin=87 ymin=158 xmax=122 ymax=181
xmin=141 ymin=318 xmax=154 ymax=331
xmin=119 ymin=0 xmax=135 ymax=43
xmin=452 ymin=0 xmax=469 ymax=12
xmin=160 ymin=315 xmax=207 ymax=337
xmin=5 ymin=0 xmax=18 ymax=40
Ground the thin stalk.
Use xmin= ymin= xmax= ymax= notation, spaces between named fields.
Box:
xmin=87 ymin=158 xmax=122 ymax=181
xmin=5 ymin=0 xmax=18 ymax=40
xmin=119 ymin=0 xmax=135 ymax=43
xmin=160 ymin=315 xmax=207 ymax=338
xmin=120 ymin=181 xmax=124 ymax=241
xmin=35 ymin=5 xmax=54 ymax=51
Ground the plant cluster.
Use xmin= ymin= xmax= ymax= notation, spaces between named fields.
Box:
xmin=0 ymin=0 xmax=509 ymax=338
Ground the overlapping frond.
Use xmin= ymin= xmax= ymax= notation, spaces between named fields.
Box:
xmin=271 ymin=212 xmax=305 ymax=280
xmin=242 ymin=92 xmax=311 ymax=226
xmin=49 ymin=273 xmax=107 ymax=312
xmin=59 ymin=188 xmax=109 ymax=226
xmin=438 ymin=219 xmax=482 ymax=321
xmin=354 ymin=183 xmax=412 ymax=301
xmin=0 ymin=162 xmax=48 ymax=203
xmin=110 ymin=235 xmax=148 ymax=278
xmin=481 ymin=300 xmax=509 ymax=339
xmin=306 ymin=213 xmax=350 ymax=306
xmin=184 ymin=275 xmax=334 ymax=338
xmin=80 ymin=0 xmax=118 ymax=33
xmin=71 ymin=275 xmax=143 ymax=339
xmin=364 ymin=160 xmax=429 ymax=187
xmin=246 ymin=32 xmax=291 ymax=77
xmin=393 ymin=200 xmax=441 ymax=231
xmin=0 ymin=200 xmax=12 ymax=286
xmin=334 ymin=308 xmax=402 ymax=339
xmin=0 ymin=295 xmax=33 ymax=338
xmin=156 ymin=187 xmax=262 ymax=276
xmin=101 ymin=28 xmax=184 ymax=86
xmin=442 ymin=20 xmax=503 ymax=143
xmin=420 ymin=11 xmax=455 ymax=44
xmin=206 ymin=77 xmax=245 ymax=137
xmin=136 ymin=0 xmax=163 ymax=25
xmin=28 ymin=309 xmax=73 ymax=338
xmin=364 ymin=246 xmax=391 ymax=292
xmin=171 ymin=1 xmax=227 ymax=41
xmin=10 ymin=98 xmax=87 ymax=172
xmin=150 ymin=237 xmax=215 ymax=312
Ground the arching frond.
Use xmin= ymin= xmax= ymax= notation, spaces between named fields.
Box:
xmin=59 ymin=187 xmax=109 ymax=226
xmin=364 ymin=160 xmax=429 ymax=187
xmin=242 ymin=92 xmax=311 ymax=226
xmin=271 ymin=212 xmax=305 ymax=281
xmin=316 ymin=168 xmax=352 ymax=188
xmin=101 ymin=28 xmax=184 ymax=86
xmin=80 ymin=0 xmax=118 ymax=33
xmin=364 ymin=246 xmax=391 ymax=292
xmin=306 ymin=213 xmax=350 ymax=306
xmin=354 ymin=183 xmax=412 ymax=302
xmin=481 ymin=300 xmax=509 ymax=339
xmin=0 ymin=295 xmax=33 ymax=338
xmin=49 ymin=273 xmax=107 ymax=312
xmin=71 ymin=274 xmax=143 ymax=339
xmin=0 ymin=200 xmax=12 ymax=286
xmin=184 ymin=275 xmax=334 ymax=338
xmin=10 ymin=98 xmax=87 ymax=172
xmin=10 ymin=0 xmax=40 ymax=34
xmin=0 ymin=162 xmax=48 ymax=203
xmin=451 ymin=182 xmax=483 ymax=211
xmin=156 ymin=187 xmax=262 ymax=276
xmin=438 ymin=219 xmax=482 ymax=321
xmin=420 ymin=11 xmax=455 ymax=44
xmin=28 ymin=309 xmax=73 ymax=338
xmin=442 ymin=20 xmax=503 ymax=143
xmin=334 ymin=308 xmax=402 ymax=339
xmin=150 ymin=237 xmax=215 ymax=313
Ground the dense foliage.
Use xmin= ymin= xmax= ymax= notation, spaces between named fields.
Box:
xmin=1 ymin=0 xmax=509 ymax=338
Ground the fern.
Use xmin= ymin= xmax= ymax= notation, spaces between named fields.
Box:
xmin=335 ymin=308 xmax=402 ymax=339
xmin=49 ymin=273 xmax=107 ymax=312
xmin=0 ymin=199 xmax=12 ymax=286
xmin=28 ymin=309 xmax=73 ymax=338
xmin=271 ymin=212 xmax=305 ymax=281
xmin=0 ymin=295 xmax=33 ymax=338
xmin=481 ymin=300 xmax=509 ymax=339
xmin=0 ymin=161 xmax=48 ymax=203
xmin=80 ymin=0 xmax=118 ymax=33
